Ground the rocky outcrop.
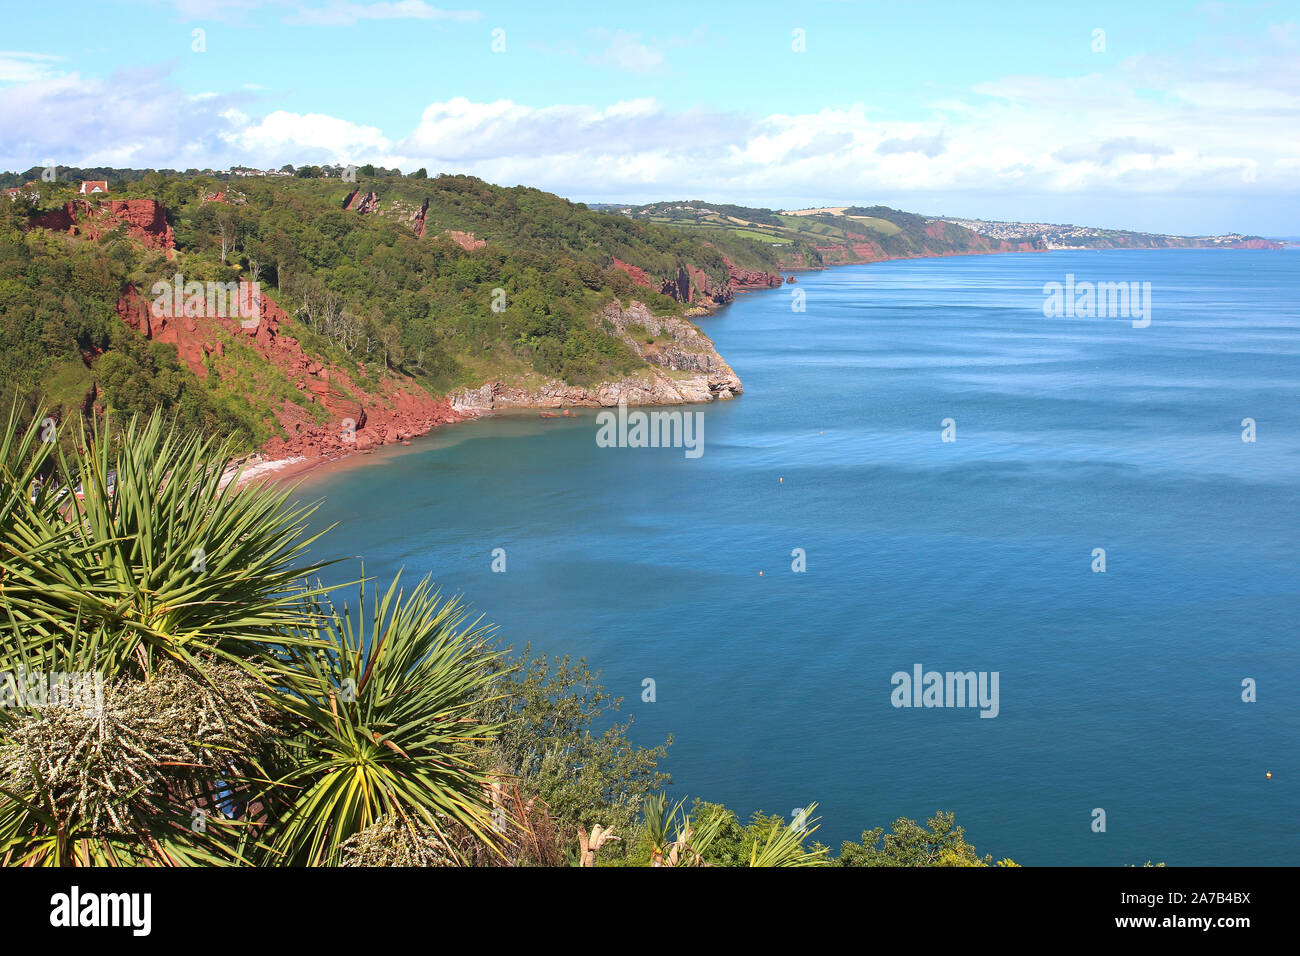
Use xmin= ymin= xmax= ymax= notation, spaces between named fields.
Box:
xmin=689 ymin=265 xmax=733 ymax=306
xmin=410 ymin=198 xmax=429 ymax=237
xmin=442 ymin=230 xmax=486 ymax=251
xmin=450 ymin=300 xmax=742 ymax=411
xmin=611 ymin=257 xmax=652 ymax=287
xmin=116 ymin=285 xmax=211 ymax=376
xmin=451 ymin=373 xmax=736 ymax=411
xmin=658 ymin=264 xmax=735 ymax=307
xmin=343 ymin=190 xmax=380 ymax=214
xmin=652 ymin=257 xmax=781 ymax=305
xmin=114 ymin=282 xmax=463 ymax=461
xmin=659 ymin=265 xmax=692 ymax=303
xmin=601 ymin=300 xmax=737 ymax=379
xmin=726 ymin=262 xmax=784 ymax=292
xmin=32 ymin=200 xmax=175 ymax=254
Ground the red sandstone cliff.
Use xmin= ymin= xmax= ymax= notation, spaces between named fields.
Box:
xmin=410 ymin=198 xmax=430 ymax=237
xmin=611 ymin=257 xmax=652 ymax=287
xmin=32 ymin=200 xmax=175 ymax=255
xmin=114 ymin=283 xmax=462 ymax=462
xmin=342 ymin=190 xmax=381 ymax=214
xmin=724 ymin=256 xmax=785 ymax=292
xmin=442 ymin=230 xmax=487 ymax=251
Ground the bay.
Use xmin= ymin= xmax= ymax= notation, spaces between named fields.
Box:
xmin=295 ymin=248 xmax=1300 ymax=865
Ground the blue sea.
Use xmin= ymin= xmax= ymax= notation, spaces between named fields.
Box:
xmin=294 ymin=248 xmax=1299 ymax=865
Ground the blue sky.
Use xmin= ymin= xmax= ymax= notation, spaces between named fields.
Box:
xmin=2 ymin=0 xmax=1298 ymax=234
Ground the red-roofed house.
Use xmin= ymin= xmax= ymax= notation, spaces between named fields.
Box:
xmin=6 ymin=182 xmax=39 ymax=201
xmin=79 ymin=180 xmax=109 ymax=195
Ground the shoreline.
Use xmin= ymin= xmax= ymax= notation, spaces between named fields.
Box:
xmin=241 ymin=405 xmax=586 ymax=489
xmin=236 ymin=410 xmax=484 ymax=489
xmin=241 ymin=244 xmax=1281 ymax=486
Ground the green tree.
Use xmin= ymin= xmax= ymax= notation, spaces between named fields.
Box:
xmin=838 ymin=811 xmax=1017 ymax=866
xmin=477 ymin=648 xmax=670 ymax=856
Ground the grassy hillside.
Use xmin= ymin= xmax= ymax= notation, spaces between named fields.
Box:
xmin=619 ymin=199 xmax=1279 ymax=262
xmin=609 ymin=200 xmax=1026 ymax=270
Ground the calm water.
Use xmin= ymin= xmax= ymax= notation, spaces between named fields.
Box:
xmin=295 ymin=249 xmax=1299 ymax=865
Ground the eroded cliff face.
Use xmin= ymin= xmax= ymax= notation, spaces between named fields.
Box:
xmin=1233 ymin=238 xmax=1283 ymax=249
xmin=410 ymin=198 xmax=429 ymax=237
xmin=442 ymin=229 xmax=487 ymax=250
xmin=611 ymin=257 xmax=652 ymax=287
xmin=30 ymin=195 xmax=748 ymax=468
xmin=342 ymin=189 xmax=381 ymax=214
xmin=782 ymin=218 xmax=1039 ymax=269
xmin=726 ymin=260 xmax=785 ymax=292
xmin=114 ymin=283 xmax=463 ymax=460
xmin=31 ymin=200 xmax=175 ymax=254
xmin=646 ymin=257 xmax=785 ymax=306
xmin=658 ymin=265 xmax=692 ymax=303
xmin=450 ymin=300 xmax=742 ymax=411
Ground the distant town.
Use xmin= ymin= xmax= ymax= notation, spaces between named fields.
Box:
xmin=941 ymin=217 xmax=1260 ymax=248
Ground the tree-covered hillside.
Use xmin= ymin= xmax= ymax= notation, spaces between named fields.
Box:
xmin=0 ymin=170 xmax=745 ymax=450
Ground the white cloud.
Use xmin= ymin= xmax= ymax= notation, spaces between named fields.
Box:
xmin=222 ymin=109 xmax=392 ymax=161
xmin=585 ymin=29 xmax=666 ymax=74
xmin=146 ymin=0 xmax=275 ymax=23
xmin=0 ymin=51 xmax=63 ymax=84
xmin=0 ymin=65 xmax=244 ymax=170
xmin=0 ymin=43 xmax=1295 ymax=228
xmin=286 ymin=1 xmax=480 ymax=26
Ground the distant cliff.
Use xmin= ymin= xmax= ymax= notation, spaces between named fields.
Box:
xmin=611 ymin=200 xmax=1283 ymax=281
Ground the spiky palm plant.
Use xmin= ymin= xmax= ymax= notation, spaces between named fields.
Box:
xmin=638 ymin=793 xmax=829 ymax=867
xmin=256 ymin=573 xmax=504 ymax=866
xmin=0 ymin=655 xmax=273 ymax=866
xmin=641 ymin=792 xmax=727 ymax=867
xmin=0 ymin=407 xmax=339 ymax=864
xmin=0 ymin=407 xmax=505 ymax=866
xmin=0 ymin=410 xmax=334 ymax=681
xmin=747 ymin=804 xmax=829 ymax=867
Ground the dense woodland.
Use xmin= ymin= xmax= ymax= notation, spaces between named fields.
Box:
xmin=0 ymin=167 xmax=790 ymax=450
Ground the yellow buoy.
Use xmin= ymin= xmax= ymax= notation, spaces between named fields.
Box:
xmin=1266 ymin=771 xmax=1272 ymax=779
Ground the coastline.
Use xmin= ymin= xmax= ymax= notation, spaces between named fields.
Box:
xmin=235 ymin=411 xmax=481 ymax=489
xmin=241 ymin=404 xmax=603 ymax=489
xmin=242 ymin=244 xmax=1282 ymax=485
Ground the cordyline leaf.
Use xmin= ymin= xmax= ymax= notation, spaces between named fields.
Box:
xmin=1 ymin=407 xmax=342 ymax=680
xmin=257 ymin=572 xmax=505 ymax=866
xmin=1 ymin=406 xmax=511 ymax=867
